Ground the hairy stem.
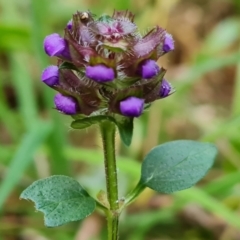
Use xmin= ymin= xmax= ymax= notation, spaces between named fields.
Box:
xmin=100 ymin=121 xmax=119 ymax=240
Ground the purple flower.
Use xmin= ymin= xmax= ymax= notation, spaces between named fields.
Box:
xmin=41 ymin=66 xmax=59 ymax=86
xmin=163 ymin=33 xmax=174 ymax=53
xmin=86 ymin=64 xmax=115 ymax=82
xmin=120 ymin=97 xmax=145 ymax=117
xmin=67 ymin=20 xmax=72 ymax=30
xmin=160 ymin=79 xmax=171 ymax=98
xmin=44 ymin=33 xmax=70 ymax=58
xmin=138 ymin=59 xmax=160 ymax=79
xmin=54 ymin=93 xmax=78 ymax=115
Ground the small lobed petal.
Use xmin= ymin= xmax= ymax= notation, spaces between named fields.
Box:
xmin=160 ymin=79 xmax=172 ymax=98
xmin=138 ymin=59 xmax=160 ymax=79
xmin=54 ymin=93 xmax=78 ymax=115
xmin=44 ymin=33 xmax=69 ymax=58
xmin=120 ymin=96 xmax=145 ymax=117
xmin=163 ymin=33 xmax=174 ymax=53
xmin=67 ymin=19 xmax=73 ymax=30
xmin=41 ymin=65 xmax=59 ymax=86
xmin=86 ymin=64 xmax=115 ymax=82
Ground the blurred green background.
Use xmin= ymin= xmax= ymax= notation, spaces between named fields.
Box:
xmin=1 ymin=0 xmax=240 ymax=239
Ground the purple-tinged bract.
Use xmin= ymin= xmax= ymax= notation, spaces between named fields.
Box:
xmin=86 ymin=65 xmax=115 ymax=82
xmin=120 ymin=97 xmax=145 ymax=117
xmin=41 ymin=66 xmax=59 ymax=86
xmin=54 ymin=93 xmax=77 ymax=115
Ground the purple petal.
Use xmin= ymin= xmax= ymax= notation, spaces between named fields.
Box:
xmin=54 ymin=93 xmax=78 ymax=115
xmin=138 ymin=59 xmax=160 ymax=79
xmin=44 ymin=33 xmax=70 ymax=58
xmin=67 ymin=19 xmax=73 ymax=30
xmin=160 ymin=79 xmax=171 ymax=98
xmin=120 ymin=97 xmax=145 ymax=117
xmin=163 ymin=33 xmax=174 ymax=53
xmin=41 ymin=65 xmax=59 ymax=86
xmin=86 ymin=64 xmax=115 ymax=82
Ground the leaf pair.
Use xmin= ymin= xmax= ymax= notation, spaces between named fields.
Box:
xmin=20 ymin=140 xmax=217 ymax=227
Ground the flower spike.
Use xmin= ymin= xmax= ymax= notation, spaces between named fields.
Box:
xmin=42 ymin=10 xmax=174 ymax=118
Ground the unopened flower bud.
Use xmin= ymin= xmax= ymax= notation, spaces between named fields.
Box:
xmin=67 ymin=20 xmax=72 ymax=30
xmin=54 ymin=93 xmax=77 ymax=115
xmin=120 ymin=96 xmax=145 ymax=117
xmin=41 ymin=66 xmax=59 ymax=86
xmin=86 ymin=64 xmax=115 ymax=82
xmin=44 ymin=33 xmax=70 ymax=58
xmin=163 ymin=33 xmax=174 ymax=53
xmin=160 ymin=79 xmax=171 ymax=98
xmin=138 ymin=59 xmax=160 ymax=79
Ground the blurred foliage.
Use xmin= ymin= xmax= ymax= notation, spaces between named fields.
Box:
xmin=0 ymin=0 xmax=240 ymax=239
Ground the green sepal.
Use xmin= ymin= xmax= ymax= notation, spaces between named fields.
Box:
xmin=59 ymin=61 xmax=79 ymax=71
xmin=140 ymin=140 xmax=217 ymax=193
xmin=20 ymin=175 xmax=96 ymax=227
xmin=71 ymin=113 xmax=134 ymax=146
xmin=71 ymin=115 xmax=114 ymax=129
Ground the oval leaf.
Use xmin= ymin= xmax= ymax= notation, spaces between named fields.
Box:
xmin=141 ymin=140 xmax=217 ymax=193
xmin=20 ymin=175 xmax=96 ymax=227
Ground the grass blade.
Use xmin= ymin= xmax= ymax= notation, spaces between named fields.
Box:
xmin=0 ymin=120 xmax=52 ymax=208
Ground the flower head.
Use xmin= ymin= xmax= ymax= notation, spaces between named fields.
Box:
xmin=41 ymin=10 xmax=174 ymax=119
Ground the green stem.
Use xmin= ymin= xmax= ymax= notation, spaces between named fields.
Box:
xmin=100 ymin=121 xmax=119 ymax=240
xmin=124 ymin=180 xmax=146 ymax=207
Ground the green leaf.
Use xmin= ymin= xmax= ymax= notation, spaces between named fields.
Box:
xmin=71 ymin=115 xmax=113 ymax=129
xmin=20 ymin=175 xmax=96 ymax=227
xmin=140 ymin=140 xmax=217 ymax=193
xmin=114 ymin=115 xmax=134 ymax=146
